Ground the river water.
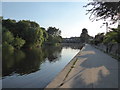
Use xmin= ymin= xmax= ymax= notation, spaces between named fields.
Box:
xmin=2 ymin=44 xmax=81 ymax=88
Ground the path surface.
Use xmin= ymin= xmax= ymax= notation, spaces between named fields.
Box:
xmin=46 ymin=44 xmax=118 ymax=88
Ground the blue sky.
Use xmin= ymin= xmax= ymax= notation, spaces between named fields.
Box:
xmin=2 ymin=2 xmax=118 ymax=38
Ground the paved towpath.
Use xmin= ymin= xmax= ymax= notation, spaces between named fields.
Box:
xmin=46 ymin=44 xmax=118 ymax=88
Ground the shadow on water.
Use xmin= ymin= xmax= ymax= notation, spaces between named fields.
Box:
xmin=2 ymin=45 xmax=62 ymax=77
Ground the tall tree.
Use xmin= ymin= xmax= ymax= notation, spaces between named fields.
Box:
xmin=47 ymin=27 xmax=62 ymax=44
xmin=80 ymin=28 xmax=90 ymax=43
xmin=47 ymin=27 xmax=61 ymax=36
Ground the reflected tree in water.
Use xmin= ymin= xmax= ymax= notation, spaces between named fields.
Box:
xmin=42 ymin=45 xmax=62 ymax=62
xmin=2 ymin=45 xmax=62 ymax=77
xmin=3 ymin=50 xmax=25 ymax=76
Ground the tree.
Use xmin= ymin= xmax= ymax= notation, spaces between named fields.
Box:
xmin=14 ymin=20 xmax=44 ymax=48
xmin=103 ymin=30 xmax=118 ymax=53
xmin=2 ymin=19 xmax=17 ymax=36
xmin=103 ymin=27 xmax=120 ymax=44
xmin=2 ymin=27 xmax=25 ymax=50
xmin=22 ymin=27 xmax=44 ymax=48
xmin=13 ymin=37 xmax=25 ymax=49
xmin=33 ymin=27 xmax=44 ymax=47
xmin=84 ymin=2 xmax=120 ymax=23
xmin=2 ymin=29 xmax=14 ymax=44
xmin=47 ymin=27 xmax=61 ymax=36
xmin=2 ymin=19 xmax=16 ymax=30
xmin=80 ymin=28 xmax=90 ymax=43
xmin=94 ymin=33 xmax=105 ymax=45
xmin=47 ymin=27 xmax=62 ymax=44
xmin=41 ymin=27 xmax=48 ymax=42
xmin=2 ymin=18 xmax=62 ymax=48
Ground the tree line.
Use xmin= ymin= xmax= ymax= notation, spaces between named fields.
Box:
xmin=92 ymin=26 xmax=120 ymax=45
xmin=2 ymin=18 xmax=62 ymax=51
xmin=91 ymin=26 xmax=120 ymax=53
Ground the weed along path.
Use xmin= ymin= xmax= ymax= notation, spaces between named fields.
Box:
xmin=46 ymin=44 xmax=118 ymax=88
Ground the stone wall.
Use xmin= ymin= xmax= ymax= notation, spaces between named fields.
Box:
xmin=93 ymin=43 xmax=120 ymax=60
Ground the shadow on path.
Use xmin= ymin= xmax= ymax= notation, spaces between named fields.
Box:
xmin=61 ymin=44 xmax=118 ymax=88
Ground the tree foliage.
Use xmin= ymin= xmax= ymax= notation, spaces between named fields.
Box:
xmin=47 ymin=27 xmax=61 ymax=36
xmin=80 ymin=28 xmax=90 ymax=43
xmin=2 ymin=27 xmax=25 ymax=50
xmin=2 ymin=18 xmax=62 ymax=50
xmin=41 ymin=27 xmax=48 ymax=42
xmin=13 ymin=37 xmax=26 ymax=49
xmin=103 ymin=27 xmax=120 ymax=44
xmin=3 ymin=29 xmax=14 ymax=44
xmin=93 ymin=33 xmax=105 ymax=45
xmin=84 ymin=1 xmax=120 ymax=23
xmin=47 ymin=27 xmax=62 ymax=44
xmin=92 ymin=26 xmax=120 ymax=45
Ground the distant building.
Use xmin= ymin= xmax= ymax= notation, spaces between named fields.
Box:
xmin=62 ymin=37 xmax=80 ymax=43
xmin=62 ymin=36 xmax=93 ymax=43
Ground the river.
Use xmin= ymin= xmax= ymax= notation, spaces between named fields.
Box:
xmin=2 ymin=43 xmax=81 ymax=88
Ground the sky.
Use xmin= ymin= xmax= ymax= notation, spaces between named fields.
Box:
xmin=2 ymin=2 xmax=118 ymax=38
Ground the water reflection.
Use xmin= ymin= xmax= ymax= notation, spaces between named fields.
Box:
xmin=42 ymin=45 xmax=62 ymax=62
xmin=2 ymin=45 xmax=62 ymax=77
xmin=2 ymin=44 xmax=81 ymax=88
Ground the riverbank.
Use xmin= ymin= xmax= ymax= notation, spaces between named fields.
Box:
xmin=46 ymin=44 xmax=118 ymax=88
xmin=45 ymin=47 xmax=83 ymax=88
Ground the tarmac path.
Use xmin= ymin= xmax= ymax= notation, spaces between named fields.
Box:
xmin=46 ymin=44 xmax=119 ymax=88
